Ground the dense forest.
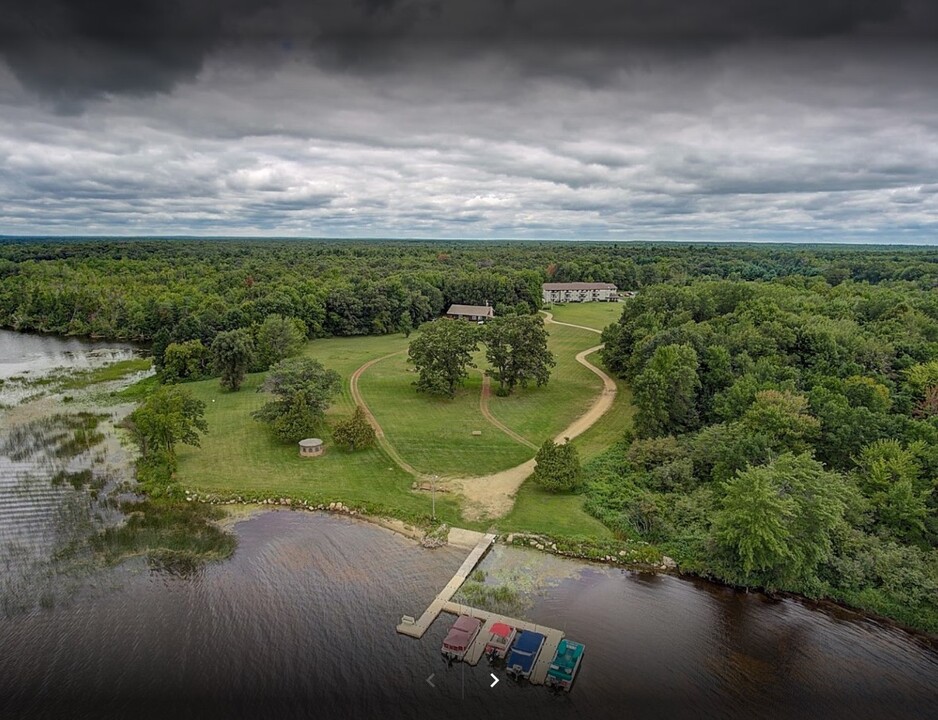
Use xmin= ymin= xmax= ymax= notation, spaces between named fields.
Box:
xmin=1 ymin=238 xmax=935 ymax=345
xmin=2 ymin=238 xmax=937 ymax=631
xmin=594 ymin=276 xmax=938 ymax=630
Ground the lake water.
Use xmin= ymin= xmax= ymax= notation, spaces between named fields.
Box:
xmin=0 ymin=328 xmax=139 ymax=406
xmin=0 ymin=330 xmax=936 ymax=720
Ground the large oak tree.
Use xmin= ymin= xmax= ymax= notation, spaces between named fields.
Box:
xmin=253 ymin=357 xmax=341 ymax=443
xmin=407 ymin=319 xmax=479 ymax=397
xmin=483 ymin=315 xmax=555 ymax=396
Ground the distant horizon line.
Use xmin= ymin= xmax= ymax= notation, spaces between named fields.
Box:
xmin=2 ymin=234 xmax=938 ymax=248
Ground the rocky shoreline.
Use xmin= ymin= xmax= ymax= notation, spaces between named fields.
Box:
xmin=186 ymin=489 xmax=678 ymax=574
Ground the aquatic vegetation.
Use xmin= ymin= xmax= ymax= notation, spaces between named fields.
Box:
xmin=454 ymin=580 xmax=522 ymax=615
xmin=54 ymin=427 xmax=106 ymax=459
xmin=61 ymin=358 xmax=152 ymax=390
xmin=0 ymin=412 xmax=107 ymax=462
xmin=92 ymin=500 xmax=237 ymax=572
xmin=112 ymin=374 xmax=160 ymax=401
xmin=51 ymin=468 xmax=94 ymax=489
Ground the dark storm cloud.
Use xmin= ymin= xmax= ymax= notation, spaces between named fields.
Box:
xmin=2 ymin=0 xmax=937 ymax=107
xmin=2 ymin=2 xmax=938 ymax=239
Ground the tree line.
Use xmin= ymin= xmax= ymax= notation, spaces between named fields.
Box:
xmin=3 ymin=239 xmax=936 ymax=355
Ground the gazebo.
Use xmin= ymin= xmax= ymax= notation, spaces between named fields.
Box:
xmin=298 ymin=438 xmax=324 ymax=458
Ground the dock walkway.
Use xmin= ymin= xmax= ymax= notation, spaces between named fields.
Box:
xmin=396 ymin=530 xmax=564 ymax=686
xmin=396 ymin=532 xmax=496 ymax=638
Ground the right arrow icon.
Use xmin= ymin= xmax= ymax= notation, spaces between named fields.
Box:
xmin=490 ymin=673 xmax=499 ymax=688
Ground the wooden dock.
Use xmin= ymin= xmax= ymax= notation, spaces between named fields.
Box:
xmin=441 ymin=602 xmax=564 ymax=685
xmin=396 ymin=529 xmax=565 ymax=686
xmin=396 ymin=532 xmax=497 ymax=638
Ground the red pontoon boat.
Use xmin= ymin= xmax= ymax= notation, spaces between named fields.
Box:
xmin=482 ymin=622 xmax=517 ymax=662
xmin=441 ymin=615 xmax=483 ymax=662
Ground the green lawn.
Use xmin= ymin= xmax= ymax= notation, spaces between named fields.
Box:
xmin=358 ymin=319 xmax=614 ymax=475
xmin=359 ymin=352 xmax=531 ymax=476
xmin=547 ymin=301 xmax=623 ymax=331
xmin=498 ymin=302 xmax=631 ymax=538
xmin=541 ymin=302 xmax=633 ymax=460
xmin=485 ymin=322 xmax=603 ymax=445
xmin=497 ymin=482 xmax=613 ymax=539
xmin=173 ymin=315 xmax=633 ymax=539
xmin=175 ymin=335 xmax=465 ymax=525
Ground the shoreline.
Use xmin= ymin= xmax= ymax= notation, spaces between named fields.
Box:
xmin=211 ymin=500 xmax=938 ymax=645
xmin=215 ymin=501 xmax=427 ymax=544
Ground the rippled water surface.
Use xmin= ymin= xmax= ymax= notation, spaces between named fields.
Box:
xmin=1 ymin=511 xmax=936 ymax=720
xmin=1 ymin=330 xmax=937 ymax=720
xmin=0 ymin=329 xmax=137 ymax=380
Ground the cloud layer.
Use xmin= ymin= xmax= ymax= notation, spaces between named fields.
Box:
xmin=2 ymin=1 xmax=938 ymax=240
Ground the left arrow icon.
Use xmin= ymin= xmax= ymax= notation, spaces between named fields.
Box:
xmin=426 ymin=674 xmax=436 ymax=688
xmin=490 ymin=673 xmax=499 ymax=688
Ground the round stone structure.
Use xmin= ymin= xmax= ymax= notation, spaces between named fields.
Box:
xmin=298 ymin=437 xmax=324 ymax=458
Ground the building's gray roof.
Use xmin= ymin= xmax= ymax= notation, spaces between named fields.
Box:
xmin=542 ymin=282 xmax=617 ymax=291
xmin=447 ymin=304 xmax=494 ymax=317
xmin=298 ymin=438 xmax=324 ymax=447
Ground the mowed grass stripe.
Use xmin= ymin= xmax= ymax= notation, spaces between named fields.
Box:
xmin=357 ymin=352 xmax=531 ymax=477
xmin=484 ymin=322 xmax=603 ymax=446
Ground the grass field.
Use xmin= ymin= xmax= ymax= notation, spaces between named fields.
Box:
xmin=173 ymin=304 xmax=635 ymax=537
xmin=547 ymin=301 xmax=622 ymax=332
xmin=360 ymin=352 xmax=531 ymax=476
xmin=545 ymin=302 xmax=634 ymax=461
xmin=359 ymin=320 xmax=607 ymax=476
xmin=500 ymin=301 xmax=630 ymax=537
xmin=496 ymin=482 xmax=614 ymax=538
xmin=484 ymin=322 xmax=603 ymax=446
xmin=175 ymin=335 xmax=467 ymax=526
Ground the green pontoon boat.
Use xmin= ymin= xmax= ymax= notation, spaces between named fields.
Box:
xmin=545 ymin=639 xmax=584 ymax=692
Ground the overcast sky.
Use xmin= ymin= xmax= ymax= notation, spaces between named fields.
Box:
xmin=2 ymin=0 xmax=938 ymax=241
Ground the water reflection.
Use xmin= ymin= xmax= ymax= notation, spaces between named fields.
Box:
xmin=0 ymin=330 xmax=140 ymax=616
xmin=0 ymin=328 xmax=141 ymax=405
xmin=0 ymin=328 xmax=138 ymax=380
xmin=0 ymin=411 xmax=129 ymax=616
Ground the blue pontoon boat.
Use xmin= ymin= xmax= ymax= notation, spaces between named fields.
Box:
xmin=505 ymin=630 xmax=545 ymax=680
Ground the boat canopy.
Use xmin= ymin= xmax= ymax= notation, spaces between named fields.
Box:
xmin=452 ymin=616 xmax=481 ymax=633
xmin=549 ymin=640 xmax=584 ymax=674
xmin=490 ymin=623 xmax=513 ymax=638
xmin=512 ymin=630 xmax=545 ymax=654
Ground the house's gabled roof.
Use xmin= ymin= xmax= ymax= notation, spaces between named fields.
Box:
xmin=542 ymin=282 xmax=617 ymax=291
xmin=447 ymin=304 xmax=494 ymax=317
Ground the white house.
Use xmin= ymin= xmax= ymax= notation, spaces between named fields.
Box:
xmin=542 ymin=282 xmax=619 ymax=304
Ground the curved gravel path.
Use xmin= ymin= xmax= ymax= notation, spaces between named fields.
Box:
xmin=348 ymin=313 xmax=618 ymax=520
xmin=348 ymin=350 xmax=421 ymax=477
xmin=446 ymin=312 xmax=617 ymax=520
